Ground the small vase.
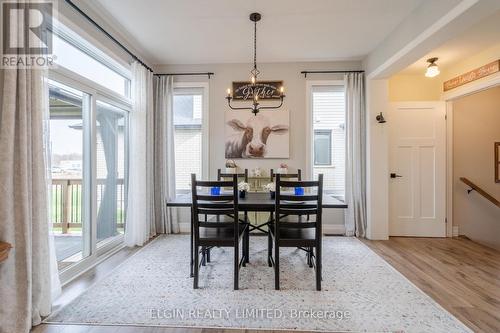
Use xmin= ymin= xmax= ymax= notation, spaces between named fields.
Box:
xmin=277 ymin=168 xmax=288 ymax=174
xmin=239 ymin=190 xmax=246 ymax=199
xmin=270 ymin=191 xmax=276 ymax=199
xmin=225 ymin=167 xmax=237 ymax=174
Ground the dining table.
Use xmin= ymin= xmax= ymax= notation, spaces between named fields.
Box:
xmin=166 ymin=191 xmax=347 ymax=277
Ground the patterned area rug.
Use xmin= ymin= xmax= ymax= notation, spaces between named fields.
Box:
xmin=46 ymin=235 xmax=471 ymax=332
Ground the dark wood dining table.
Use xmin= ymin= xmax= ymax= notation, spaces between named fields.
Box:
xmin=166 ymin=192 xmax=347 ymax=276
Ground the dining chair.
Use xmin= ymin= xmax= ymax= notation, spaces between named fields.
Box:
xmin=270 ymin=169 xmax=308 ymax=221
xmin=191 ymin=174 xmax=248 ymax=290
xmin=270 ymin=168 xmax=302 ymax=182
xmin=215 ymin=168 xmax=250 ymax=263
xmin=217 ymin=168 xmax=249 ymax=183
xmin=268 ymin=173 xmax=324 ymax=291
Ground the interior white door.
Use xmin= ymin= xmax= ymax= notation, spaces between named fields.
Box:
xmin=389 ymin=102 xmax=446 ymax=237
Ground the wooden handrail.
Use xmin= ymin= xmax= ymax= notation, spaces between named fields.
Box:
xmin=460 ymin=177 xmax=500 ymax=208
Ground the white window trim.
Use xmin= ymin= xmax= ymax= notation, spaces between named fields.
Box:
xmin=173 ymin=81 xmax=210 ymax=180
xmin=305 ymin=80 xmax=344 ymax=179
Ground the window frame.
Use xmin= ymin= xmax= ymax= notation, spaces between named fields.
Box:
xmin=173 ymin=81 xmax=210 ymax=193
xmin=306 ymin=80 xmax=346 ymax=197
xmin=50 ymin=22 xmax=132 ymax=99
xmin=313 ymin=129 xmax=333 ymax=166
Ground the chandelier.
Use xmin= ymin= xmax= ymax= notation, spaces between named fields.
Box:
xmin=226 ymin=12 xmax=285 ymax=115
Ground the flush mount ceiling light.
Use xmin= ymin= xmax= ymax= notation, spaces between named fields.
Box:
xmin=425 ymin=57 xmax=440 ymax=78
xmin=226 ymin=12 xmax=285 ymax=115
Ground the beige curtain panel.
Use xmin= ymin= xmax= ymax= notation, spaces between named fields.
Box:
xmin=0 ymin=67 xmax=53 ymax=333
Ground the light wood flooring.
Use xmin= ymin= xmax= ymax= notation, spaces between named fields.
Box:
xmin=32 ymin=236 xmax=500 ymax=333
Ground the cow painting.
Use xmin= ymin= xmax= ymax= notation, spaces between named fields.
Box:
xmin=225 ymin=111 xmax=289 ymax=158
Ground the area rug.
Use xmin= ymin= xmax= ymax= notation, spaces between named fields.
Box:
xmin=46 ymin=235 xmax=471 ymax=332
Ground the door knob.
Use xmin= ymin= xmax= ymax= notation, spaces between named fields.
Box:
xmin=390 ymin=173 xmax=403 ymax=178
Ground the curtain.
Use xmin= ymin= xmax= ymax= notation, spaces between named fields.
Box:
xmin=0 ymin=67 xmax=55 ymax=332
xmin=344 ymin=72 xmax=367 ymax=237
xmin=153 ymin=76 xmax=178 ymax=234
xmin=42 ymin=76 xmax=62 ymax=303
xmin=124 ymin=62 xmax=155 ymax=246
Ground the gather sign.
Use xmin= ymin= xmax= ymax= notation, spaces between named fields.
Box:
xmin=443 ymin=60 xmax=500 ymax=91
xmin=232 ymin=81 xmax=283 ymax=101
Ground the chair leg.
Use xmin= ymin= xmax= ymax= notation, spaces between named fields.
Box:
xmin=267 ymin=231 xmax=272 ymax=267
xmin=242 ymin=233 xmax=247 ymax=267
xmin=308 ymin=247 xmax=313 ymax=268
xmin=274 ymin=242 xmax=280 ymax=290
xmin=315 ymin=245 xmax=321 ymax=291
xmin=201 ymin=246 xmax=206 ymax=266
xmin=234 ymin=244 xmax=239 ymax=290
xmin=193 ymin=245 xmax=199 ymax=289
xmin=244 ymin=212 xmax=249 ymax=264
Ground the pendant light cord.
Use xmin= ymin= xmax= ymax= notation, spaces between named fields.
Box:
xmin=254 ymin=19 xmax=257 ymax=72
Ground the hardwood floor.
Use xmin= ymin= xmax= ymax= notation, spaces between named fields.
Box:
xmin=32 ymin=236 xmax=500 ymax=333
xmin=362 ymin=236 xmax=500 ymax=333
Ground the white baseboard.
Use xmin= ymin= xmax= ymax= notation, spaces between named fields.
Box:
xmin=452 ymin=226 xmax=459 ymax=237
xmin=323 ymin=224 xmax=346 ymax=235
xmin=179 ymin=223 xmax=346 ymax=235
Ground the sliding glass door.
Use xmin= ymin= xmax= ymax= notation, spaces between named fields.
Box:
xmin=48 ymin=76 xmax=129 ymax=279
xmin=49 ymin=80 xmax=91 ymax=270
xmin=96 ymin=101 xmax=127 ymax=246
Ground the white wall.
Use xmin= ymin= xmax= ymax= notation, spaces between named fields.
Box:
xmin=365 ymin=79 xmax=389 ymax=240
xmin=452 ymin=86 xmax=500 ymax=250
xmin=156 ymin=61 xmax=362 ymax=232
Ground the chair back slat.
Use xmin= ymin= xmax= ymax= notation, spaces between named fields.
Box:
xmin=278 ymin=222 xmax=316 ymax=229
xmin=197 ymin=208 xmax=235 ymax=215
xmin=278 ymin=208 xmax=319 ymax=215
xmin=279 ymin=194 xmax=319 ymax=202
xmin=196 ymin=195 xmax=234 ymax=202
xmin=195 ymin=180 xmax=234 ymax=187
xmin=279 ymin=180 xmax=319 ymax=188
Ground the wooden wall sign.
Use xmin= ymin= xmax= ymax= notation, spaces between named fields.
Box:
xmin=232 ymin=81 xmax=283 ymax=101
xmin=443 ymin=60 xmax=500 ymax=91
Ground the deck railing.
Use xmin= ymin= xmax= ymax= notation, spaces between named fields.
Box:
xmin=51 ymin=178 xmax=125 ymax=233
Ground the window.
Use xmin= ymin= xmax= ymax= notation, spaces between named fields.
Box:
xmin=173 ymin=85 xmax=208 ymax=192
xmin=314 ymin=130 xmax=332 ymax=165
xmin=52 ymin=25 xmax=130 ymax=97
xmin=310 ymin=84 xmax=345 ymax=197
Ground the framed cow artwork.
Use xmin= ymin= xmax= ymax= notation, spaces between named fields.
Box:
xmin=225 ymin=109 xmax=290 ymax=159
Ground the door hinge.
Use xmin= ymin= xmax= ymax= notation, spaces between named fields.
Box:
xmin=445 ymin=114 xmax=447 ymax=120
xmin=445 ymin=218 xmax=448 ymax=224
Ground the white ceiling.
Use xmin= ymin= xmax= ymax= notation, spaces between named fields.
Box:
xmin=83 ymin=0 xmax=424 ymax=65
xmin=399 ymin=10 xmax=500 ymax=75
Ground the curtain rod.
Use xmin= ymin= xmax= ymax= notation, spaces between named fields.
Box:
xmin=64 ymin=0 xmax=154 ymax=72
xmin=154 ymin=72 xmax=214 ymax=79
xmin=301 ymin=70 xmax=365 ymax=78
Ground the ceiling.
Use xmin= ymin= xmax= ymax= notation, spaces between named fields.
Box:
xmin=83 ymin=0 xmax=424 ymax=65
xmin=399 ymin=10 xmax=500 ymax=75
